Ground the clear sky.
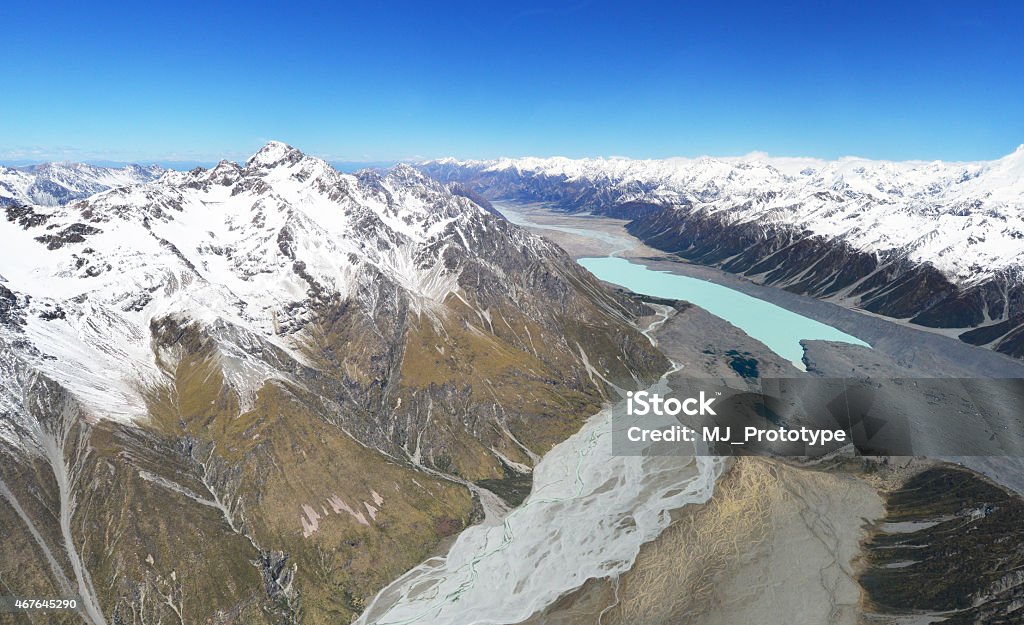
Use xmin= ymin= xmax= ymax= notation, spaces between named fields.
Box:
xmin=2 ymin=1 xmax=1022 ymax=164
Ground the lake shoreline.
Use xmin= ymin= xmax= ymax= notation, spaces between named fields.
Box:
xmin=496 ymin=201 xmax=1024 ymax=379
xmin=579 ymin=254 xmax=868 ymax=368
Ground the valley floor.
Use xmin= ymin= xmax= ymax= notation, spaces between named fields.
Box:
xmin=493 ymin=200 xmax=1024 ymax=625
xmin=523 ymin=456 xmax=886 ymax=625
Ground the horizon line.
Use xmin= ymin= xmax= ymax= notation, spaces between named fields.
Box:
xmin=3 ymin=141 xmax=1023 ymax=170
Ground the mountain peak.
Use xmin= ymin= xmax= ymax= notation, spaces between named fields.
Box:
xmin=246 ymin=140 xmax=305 ymax=169
xmin=388 ymin=162 xmax=431 ymax=184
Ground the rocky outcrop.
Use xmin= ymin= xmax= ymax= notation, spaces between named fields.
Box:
xmin=860 ymin=466 xmax=1024 ymax=624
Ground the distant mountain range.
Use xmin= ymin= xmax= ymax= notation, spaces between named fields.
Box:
xmin=0 ymin=161 xmax=164 ymax=206
xmin=421 ymin=147 xmax=1024 ymax=359
xmin=0 ymin=142 xmax=663 ymax=624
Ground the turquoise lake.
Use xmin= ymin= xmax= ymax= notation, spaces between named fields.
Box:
xmin=578 ymin=256 xmax=870 ymax=367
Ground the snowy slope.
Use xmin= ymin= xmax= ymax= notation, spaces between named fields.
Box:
xmin=427 ymin=146 xmax=1024 ymax=286
xmin=0 ymin=142 xmax=541 ymax=448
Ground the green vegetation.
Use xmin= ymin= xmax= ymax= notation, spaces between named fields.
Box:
xmin=860 ymin=467 xmax=1024 ymax=624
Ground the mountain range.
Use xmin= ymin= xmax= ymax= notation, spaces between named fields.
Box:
xmin=0 ymin=142 xmax=664 ymax=624
xmin=1 ymin=162 xmax=164 ymax=207
xmin=422 ymin=147 xmax=1024 ymax=359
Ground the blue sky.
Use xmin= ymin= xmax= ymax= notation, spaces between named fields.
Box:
xmin=2 ymin=1 xmax=1022 ymax=164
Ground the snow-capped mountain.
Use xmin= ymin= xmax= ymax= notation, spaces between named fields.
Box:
xmin=422 ymin=147 xmax=1024 ymax=358
xmin=0 ymin=161 xmax=164 ymax=206
xmin=0 ymin=142 xmax=663 ymax=625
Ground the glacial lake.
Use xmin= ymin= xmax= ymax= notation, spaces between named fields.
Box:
xmin=578 ymin=256 xmax=870 ymax=367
